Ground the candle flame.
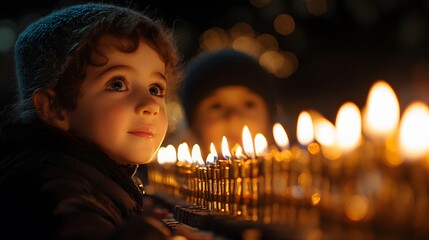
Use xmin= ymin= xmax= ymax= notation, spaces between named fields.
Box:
xmin=314 ymin=117 xmax=336 ymax=146
xmin=363 ymin=80 xmax=400 ymax=140
xmin=210 ymin=142 xmax=218 ymax=162
xmin=178 ymin=142 xmax=192 ymax=164
xmin=221 ymin=136 xmax=232 ymax=160
xmin=297 ymin=111 xmax=314 ymax=145
xmin=165 ymin=144 xmax=177 ymax=163
xmin=191 ymin=144 xmax=205 ymax=166
xmin=314 ymin=117 xmax=342 ymax=160
xmin=206 ymin=153 xmax=215 ymax=165
xmin=273 ymin=122 xmax=289 ymax=150
xmin=234 ymin=145 xmax=244 ymax=160
xmin=336 ymin=102 xmax=362 ymax=152
xmin=242 ymin=125 xmax=255 ymax=158
xmin=157 ymin=146 xmax=166 ymax=164
xmin=255 ymin=133 xmax=269 ymax=157
xmin=398 ymin=101 xmax=429 ymax=161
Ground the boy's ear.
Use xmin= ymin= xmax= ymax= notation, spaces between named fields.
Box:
xmin=32 ymin=87 xmax=70 ymax=131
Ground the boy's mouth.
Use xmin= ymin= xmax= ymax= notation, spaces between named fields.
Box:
xmin=128 ymin=127 xmax=154 ymax=138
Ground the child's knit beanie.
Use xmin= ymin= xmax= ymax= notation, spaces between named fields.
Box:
xmin=14 ymin=3 xmax=143 ymax=104
xmin=179 ymin=49 xmax=279 ymax=127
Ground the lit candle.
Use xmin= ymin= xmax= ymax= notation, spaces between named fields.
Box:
xmin=313 ymin=115 xmax=341 ymax=161
xmin=334 ymin=102 xmax=371 ymax=225
xmin=362 ymin=80 xmax=400 ymax=168
xmin=241 ymin=125 xmax=254 ymax=220
xmin=206 ymin=142 xmax=217 ymax=210
xmin=306 ymin=110 xmax=325 ymax=207
xmin=358 ymin=81 xmax=401 ymax=228
xmin=233 ymin=144 xmax=245 ymax=160
xmin=155 ymin=146 xmax=167 ymax=193
xmin=218 ymin=136 xmax=231 ymax=213
xmin=335 ymin=102 xmax=363 ymax=176
xmin=312 ymin=115 xmax=338 ymax=222
xmin=165 ymin=144 xmax=178 ymax=196
xmin=395 ymin=101 xmax=429 ymax=231
xmin=293 ymin=110 xmax=320 ymax=227
xmin=209 ymin=142 xmax=219 ymax=163
xmin=176 ymin=143 xmax=190 ymax=200
xmin=222 ymin=136 xmax=232 ymax=160
xmin=254 ymin=132 xmax=269 ymax=222
xmin=398 ymin=101 xmax=429 ymax=161
xmin=177 ymin=142 xmax=194 ymax=203
xmin=228 ymin=137 xmax=242 ymax=215
xmin=192 ymin=144 xmax=206 ymax=207
xmin=273 ymin=122 xmax=290 ymax=151
xmin=293 ymin=111 xmax=313 ymax=200
xmin=363 ymin=80 xmax=400 ymax=142
xmin=272 ymin=122 xmax=292 ymax=224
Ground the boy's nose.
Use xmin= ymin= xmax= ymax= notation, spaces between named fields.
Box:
xmin=224 ymin=106 xmax=243 ymax=118
xmin=136 ymin=97 xmax=159 ymax=116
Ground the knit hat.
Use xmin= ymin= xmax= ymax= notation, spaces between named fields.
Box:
xmin=14 ymin=3 xmax=147 ymax=105
xmin=179 ymin=49 xmax=278 ymax=127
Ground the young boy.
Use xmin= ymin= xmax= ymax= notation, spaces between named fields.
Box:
xmin=0 ymin=2 xmax=181 ymax=239
xmin=176 ymin=49 xmax=280 ymax=157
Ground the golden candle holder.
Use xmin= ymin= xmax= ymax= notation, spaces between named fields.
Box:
xmin=217 ymin=159 xmax=230 ymax=213
xmin=206 ymin=163 xmax=216 ymax=210
xmin=240 ymin=159 xmax=252 ymax=220
xmin=146 ymin=80 xmax=429 ymax=239
xmin=271 ymin=148 xmax=292 ymax=225
xmin=230 ymin=159 xmax=242 ymax=216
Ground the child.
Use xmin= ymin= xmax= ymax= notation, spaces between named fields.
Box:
xmin=175 ymin=49 xmax=280 ymax=157
xmin=0 ymin=2 xmax=181 ymax=239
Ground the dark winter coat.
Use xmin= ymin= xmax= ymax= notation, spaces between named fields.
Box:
xmin=0 ymin=120 xmax=169 ymax=240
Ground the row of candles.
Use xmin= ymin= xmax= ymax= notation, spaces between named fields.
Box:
xmin=147 ymin=80 xmax=429 ymax=238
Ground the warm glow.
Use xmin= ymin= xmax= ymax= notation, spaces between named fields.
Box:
xmin=232 ymin=35 xmax=262 ymax=57
xmin=273 ymin=14 xmax=295 ymax=36
xmin=234 ymin=145 xmax=244 ymax=160
xmin=178 ymin=142 xmax=192 ymax=165
xmin=306 ymin=0 xmax=328 ymax=16
xmin=210 ymin=142 xmax=218 ymax=162
xmin=336 ymin=102 xmax=362 ymax=152
xmin=242 ymin=125 xmax=256 ymax=158
xmin=313 ymin=115 xmax=336 ymax=146
xmin=311 ymin=191 xmax=321 ymax=205
xmin=273 ymin=122 xmax=289 ymax=150
xmin=398 ymin=101 xmax=429 ymax=161
xmin=191 ymin=144 xmax=205 ymax=166
xmin=314 ymin=116 xmax=342 ymax=160
xmin=345 ymin=195 xmax=369 ymax=221
xmin=206 ymin=153 xmax=215 ymax=165
xmin=165 ymin=144 xmax=177 ymax=164
xmin=363 ymin=80 xmax=400 ymax=140
xmin=222 ymin=136 xmax=232 ymax=160
xmin=297 ymin=111 xmax=314 ymax=145
xmin=199 ymin=27 xmax=229 ymax=51
xmin=308 ymin=110 xmax=332 ymax=144
xmin=157 ymin=146 xmax=166 ymax=164
xmin=254 ymin=133 xmax=269 ymax=157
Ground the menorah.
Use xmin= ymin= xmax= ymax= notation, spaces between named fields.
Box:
xmin=147 ymin=80 xmax=429 ymax=239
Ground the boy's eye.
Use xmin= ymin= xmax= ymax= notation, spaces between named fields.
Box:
xmin=209 ymin=102 xmax=222 ymax=110
xmin=149 ymin=84 xmax=166 ymax=97
xmin=245 ymin=100 xmax=256 ymax=109
xmin=107 ymin=78 xmax=127 ymax=91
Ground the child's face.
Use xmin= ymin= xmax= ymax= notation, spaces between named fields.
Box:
xmin=193 ymin=85 xmax=271 ymax=154
xmin=66 ymin=35 xmax=168 ymax=165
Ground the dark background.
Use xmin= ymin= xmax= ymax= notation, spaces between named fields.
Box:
xmin=1 ymin=0 xmax=429 ymax=137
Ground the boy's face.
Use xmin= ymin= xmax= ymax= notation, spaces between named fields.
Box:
xmin=193 ymin=85 xmax=271 ymax=155
xmin=66 ymin=36 xmax=168 ymax=165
